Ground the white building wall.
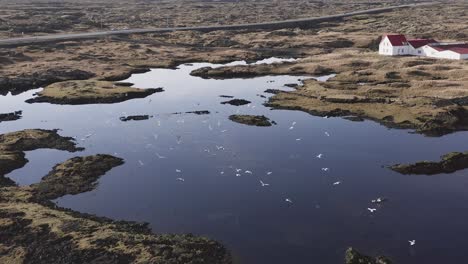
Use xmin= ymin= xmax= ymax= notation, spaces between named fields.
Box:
xmin=408 ymin=46 xmax=426 ymax=56
xmin=423 ymin=46 xmax=462 ymax=60
xmin=379 ymin=37 xmax=409 ymax=56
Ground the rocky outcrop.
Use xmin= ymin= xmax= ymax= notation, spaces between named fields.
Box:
xmin=25 ymin=80 xmax=162 ymax=105
xmin=0 ymin=111 xmax=22 ymax=123
xmin=0 ymin=68 xmax=95 ymax=95
xmin=345 ymin=247 xmax=392 ymax=264
xmin=221 ymin=99 xmax=251 ymax=106
xmin=32 ymin=155 xmax=124 ymax=200
xmin=120 ymin=115 xmax=152 ymax=122
xmin=0 ymin=129 xmax=82 ymax=180
xmin=229 ymin=115 xmax=276 ymax=127
xmin=390 ymin=151 xmax=468 ymax=175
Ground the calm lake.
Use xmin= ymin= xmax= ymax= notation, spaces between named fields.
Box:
xmin=1 ymin=58 xmax=468 ymax=264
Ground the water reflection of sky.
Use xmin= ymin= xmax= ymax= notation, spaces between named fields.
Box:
xmin=1 ymin=58 xmax=468 ymax=264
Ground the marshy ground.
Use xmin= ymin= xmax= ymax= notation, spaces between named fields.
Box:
xmin=0 ymin=0 xmax=467 ymax=263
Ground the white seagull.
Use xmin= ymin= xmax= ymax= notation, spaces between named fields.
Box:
xmin=236 ymin=173 xmax=241 ymax=177
xmin=325 ymin=132 xmax=330 ymax=137
xmin=221 ymin=130 xmax=228 ymax=133
xmin=321 ymin=168 xmax=329 ymax=172
xmin=292 ymin=121 xmax=297 ymax=126
xmin=245 ymin=170 xmax=253 ymax=174
xmin=289 ymin=126 xmax=294 ymax=130
xmin=333 ymin=181 xmax=341 ymax=185
xmin=260 ymin=180 xmax=270 ymax=187
xmin=266 ymin=171 xmax=273 ymax=175
xmin=236 ymin=169 xmax=242 ymax=172
xmin=409 ymin=240 xmax=416 ymax=246
xmin=316 ymin=154 xmax=323 ymax=159
xmin=367 ymin=208 xmax=377 ymax=213
xmin=155 ymin=153 xmax=166 ymax=159
xmin=285 ymin=198 xmax=293 ymax=204
xmin=176 ymin=169 xmax=182 ymax=173
xmin=371 ymin=197 xmax=385 ymax=204
xmin=176 ymin=178 xmax=185 ymax=182
xmin=138 ymin=160 xmax=144 ymax=166
xmin=296 ymin=138 xmax=302 ymax=141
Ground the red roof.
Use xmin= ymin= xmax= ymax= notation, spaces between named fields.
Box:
xmin=383 ymin=34 xmax=407 ymax=46
xmin=407 ymin=39 xmax=438 ymax=49
xmin=429 ymin=43 xmax=468 ymax=55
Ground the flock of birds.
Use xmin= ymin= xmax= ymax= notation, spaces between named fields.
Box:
xmin=75 ymin=71 xmax=417 ymax=249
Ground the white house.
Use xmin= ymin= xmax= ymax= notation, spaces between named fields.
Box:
xmin=379 ymin=34 xmax=410 ymax=56
xmin=378 ymin=34 xmax=468 ymax=60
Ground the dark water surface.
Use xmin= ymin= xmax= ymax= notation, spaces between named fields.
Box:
xmin=1 ymin=58 xmax=468 ymax=264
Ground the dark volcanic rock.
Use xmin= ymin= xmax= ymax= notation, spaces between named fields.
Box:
xmin=229 ymin=115 xmax=275 ymax=127
xmin=264 ymin=89 xmax=282 ymax=94
xmin=26 ymin=88 xmax=163 ymax=105
xmin=120 ymin=115 xmax=152 ymax=122
xmin=343 ymin=116 xmax=365 ymax=122
xmin=172 ymin=110 xmax=211 ymax=115
xmin=345 ymin=247 xmax=392 ymax=264
xmin=32 ymin=154 xmax=124 ymax=200
xmin=0 ymin=111 xmax=22 ymax=123
xmin=186 ymin=110 xmax=211 ymax=115
xmin=390 ymin=151 xmax=468 ymax=175
xmin=114 ymin=82 xmax=135 ymax=87
xmin=221 ymin=99 xmax=251 ymax=106
xmin=0 ymin=68 xmax=95 ymax=95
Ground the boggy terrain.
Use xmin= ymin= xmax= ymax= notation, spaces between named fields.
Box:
xmin=0 ymin=129 xmax=231 ymax=263
xmin=0 ymin=2 xmax=468 ymax=262
xmin=195 ymin=49 xmax=468 ymax=136
xmin=26 ymin=80 xmax=162 ymax=105
xmin=0 ymin=0 xmax=418 ymax=38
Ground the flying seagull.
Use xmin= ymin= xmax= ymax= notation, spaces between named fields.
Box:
xmin=316 ymin=154 xmax=323 ymax=159
xmin=155 ymin=153 xmax=166 ymax=159
xmin=285 ymin=198 xmax=293 ymax=204
xmin=321 ymin=168 xmax=329 ymax=172
xmin=260 ymin=180 xmax=269 ymax=187
xmin=176 ymin=169 xmax=182 ymax=173
xmin=176 ymin=178 xmax=185 ymax=182
xmin=371 ymin=197 xmax=386 ymax=204
xmin=325 ymin=132 xmax=330 ymax=137
xmin=138 ymin=160 xmax=144 ymax=166
xmin=367 ymin=208 xmax=377 ymax=213
xmin=267 ymin=171 xmax=273 ymax=175
xmin=409 ymin=240 xmax=416 ymax=246
xmin=333 ymin=181 xmax=341 ymax=185
xmin=245 ymin=170 xmax=253 ymax=174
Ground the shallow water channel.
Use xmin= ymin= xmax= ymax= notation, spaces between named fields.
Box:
xmin=1 ymin=58 xmax=468 ymax=264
